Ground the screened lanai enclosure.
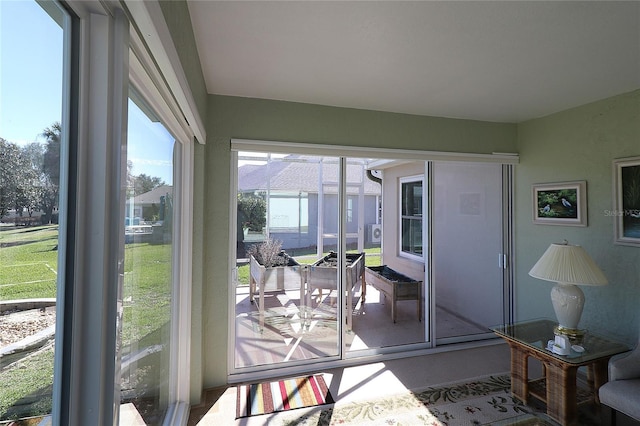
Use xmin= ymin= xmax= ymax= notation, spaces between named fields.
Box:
xmin=232 ymin=148 xmax=512 ymax=372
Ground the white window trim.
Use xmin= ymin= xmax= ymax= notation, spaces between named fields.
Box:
xmin=52 ymin=1 xmax=197 ymax=424
xmin=123 ymin=0 xmax=206 ymax=145
xmin=50 ymin=0 xmax=73 ymax=422
xmin=228 ymin=151 xmax=239 ymax=377
xmin=399 ymin=175 xmax=425 ymax=262
xmin=164 ymin=139 xmax=194 ymax=426
xmin=128 ymin=16 xmax=195 ymax=426
xmin=231 ymin=139 xmax=519 ymax=164
xmin=53 ymin=5 xmax=130 ymax=425
xmin=129 ymin=28 xmax=193 ymax=145
xmin=129 ymin=48 xmax=193 ymax=144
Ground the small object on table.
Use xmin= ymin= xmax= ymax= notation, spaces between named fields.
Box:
xmin=551 ymin=334 xmax=571 ymax=355
xmin=571 ymin=344 xmax=585 ymax=353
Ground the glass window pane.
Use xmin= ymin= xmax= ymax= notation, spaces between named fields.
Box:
xmin=235 ymin=153 xmax=340 ymax=369
xmin=433 ymin=162 xmax=504 ymax=339
xmin=0 ymin=0 xmax=66 ymax=421
xmin=401 ymin=218 xmax=422 ymax=255
xmin=402 ymin=181 xmax=422 ymax=217
xmin=268 ymin=194 xmax=308 ymax=231
xmin=400 ymin=179 xmax=423 ymax=257
xmin=119 ymin=95 xmax=175 ymax=423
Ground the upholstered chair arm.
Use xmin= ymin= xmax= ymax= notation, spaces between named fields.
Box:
xmin=609 ymin=347 xmax=640 ymax=381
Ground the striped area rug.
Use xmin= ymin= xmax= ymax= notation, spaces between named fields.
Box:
xmin=236 ymin=375 xmax=334 ymax=418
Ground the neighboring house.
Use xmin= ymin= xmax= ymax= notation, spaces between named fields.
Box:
xmin=125 ymin=185 xmax=172 ymax=224
xmin=238 ymin=155 xmax=382 ymax=251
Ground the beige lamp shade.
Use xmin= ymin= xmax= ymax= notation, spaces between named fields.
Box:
xmin=529 ymin=241 xmax=607 ymax=332
xmin=528 ymin=242 xmax=608 ymax=286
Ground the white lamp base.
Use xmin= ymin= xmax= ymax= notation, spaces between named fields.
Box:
xmin=550 ymin=282 xmax=585 ymax=331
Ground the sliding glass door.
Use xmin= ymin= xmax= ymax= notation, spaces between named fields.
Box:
xmin=232 ymin=153 xmax=431 ymax=371
xmin=231 ymin=148 xmax=511 ymax=375
xmin=346 ymin=159 xmax=428 ymax=355
xmin=432 ymin=162 xmax=506 ymax=342
xmin=234 ymin=153 xmax=341 ymax=369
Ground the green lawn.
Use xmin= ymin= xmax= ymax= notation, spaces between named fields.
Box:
xmin=0 ymin=225 xmax=171 ymax=421
xmin=0 ymin=226 xmax=59 ymax=300
xmin=0 ymin=347 xmax=54 ymax=419
xmin=1 ymin=226 xmax=382 ymax=420
xmin=0 ymin=226 xmax=58 ymax=419
xmin=121 ymin=242 xmax=172 ymax=345
xmin=0 ymin=228 xmax=171 ymax=347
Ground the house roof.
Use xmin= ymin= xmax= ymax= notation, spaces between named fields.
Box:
xmin=189 ymin=1 xmax=639 ymax=123
xmin=238 ymin=155 xmax=381 ymax=195
xmin=132 ymin=185 xmax=173 ymax=205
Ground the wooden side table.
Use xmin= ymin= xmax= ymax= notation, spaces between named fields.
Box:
xmin=492 ymin=319 xmax=629 ymax=426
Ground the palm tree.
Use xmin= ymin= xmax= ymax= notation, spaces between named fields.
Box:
xmin=40 ymin=122 xmax=61 ymax=223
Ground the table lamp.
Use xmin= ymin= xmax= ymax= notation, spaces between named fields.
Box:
xmin=528 ymin=240 xmax=607 ymax=341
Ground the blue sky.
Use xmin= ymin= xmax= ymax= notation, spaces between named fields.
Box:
xmin=0 ymin=0 xmax=174 ymax=185
xmin=0 ymin=0 xmax=63 ymax=145
xmin=128 ymin=99 xmax=175 ymax=185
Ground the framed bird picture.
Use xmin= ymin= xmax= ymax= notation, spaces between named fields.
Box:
xmin=613 ymin=156 xmax=640 ymax=246
xmin=532 ymin=181 xmax=587 ymax=226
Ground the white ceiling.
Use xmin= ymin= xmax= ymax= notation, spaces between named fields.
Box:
xmin=188 ymin=1 xmax=640 ymax=123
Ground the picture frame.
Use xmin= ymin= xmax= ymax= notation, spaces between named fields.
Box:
xmin=532 ymin=181 xmax=587 ymax=226
xmin=613 ymin=156 xmax=640 ymax=246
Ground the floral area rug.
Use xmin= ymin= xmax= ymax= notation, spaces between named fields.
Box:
xmin=193 ymin=374 xmax=602 ymax=425
xmin=277 ymin=375 xmax=549 ymax=426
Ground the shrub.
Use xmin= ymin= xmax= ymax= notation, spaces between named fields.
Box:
xmin=237 ymin=193 xmax=266 ymax=232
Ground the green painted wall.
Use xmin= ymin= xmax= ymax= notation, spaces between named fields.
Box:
xmin=209 ymin=95 xmax=516 ymax=152
xmin=515 ymin=90 xmax=640 ymax=343
xmin=200 ymin=95 xmax=517 ymax=388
